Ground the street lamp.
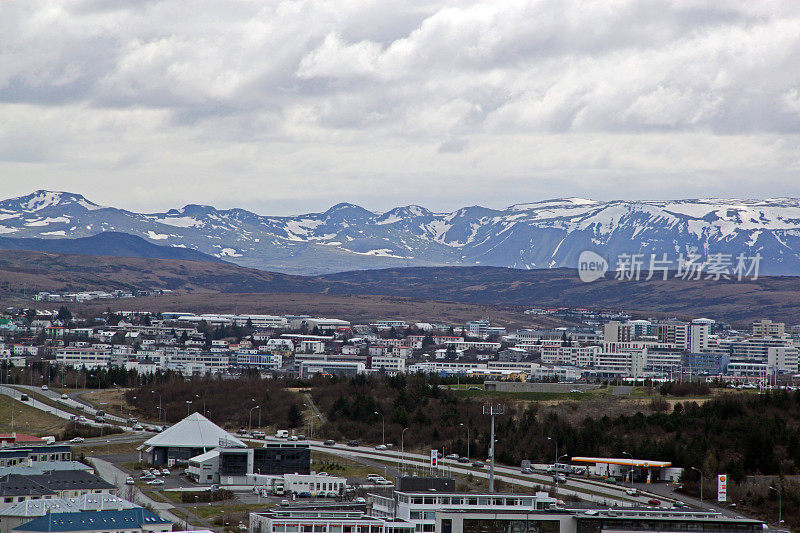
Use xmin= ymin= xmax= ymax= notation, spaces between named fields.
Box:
xmin=690 ymin=467 xmax=703 ymax=504
xmin=249 ymin=405 xmax=261 ymax=434
xmin=374 ymin=411 xmax=385 ymax=445
xmin=547 ymin=436 xmax=558 ymax=465
xmin=460 ymin=423 xmax=470 ymax=458
xmin=621 ymin=451 xmax=633 ymax=486
xmin=769 ymin=486 xmax=782 ymax=527
xmin=151 ymin=390 xmax=162 ymax=426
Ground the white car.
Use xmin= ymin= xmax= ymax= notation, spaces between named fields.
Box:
xmin=69 ymin=437 xmax=85 ymax=443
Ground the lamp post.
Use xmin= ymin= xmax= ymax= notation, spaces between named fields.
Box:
xmin=621 ymin=451 xmax=633 ymax=486
xmin=547 ymin=437 xmax=558 ymax=465
xmin=460 ymin=423 xmax=470 ymax=458
xmin=690 ymin=467 xmax=703 ymax=504
xmin=249 ymin=405 xmax=260 ymax=434
xmin=151 ymin=390 xmax=162 ymax=426
xmin=769 ymin=486 xmax=782 ymax=527
xmin=374 ymin=411 xmax=385 ymax=445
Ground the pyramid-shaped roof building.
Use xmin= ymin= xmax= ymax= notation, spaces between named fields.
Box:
xmin=143 ymin=412 xmax=245 ymax=449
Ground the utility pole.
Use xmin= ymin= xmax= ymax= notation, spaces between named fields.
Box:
xmin=483 ymin=403 xmax=505 ymax=493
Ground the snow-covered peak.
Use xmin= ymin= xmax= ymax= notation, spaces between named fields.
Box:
xmin=0 ymin=190 xmax=102 ymax=212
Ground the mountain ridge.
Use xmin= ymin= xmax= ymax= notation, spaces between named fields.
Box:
xmin=2 ymin=190 xmax=800 ymax=275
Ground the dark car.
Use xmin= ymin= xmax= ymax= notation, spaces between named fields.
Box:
xmin=323 ymin=440 xmax=335 ymax=446
xmin=347 ymin=440 xmax=359 ymax=447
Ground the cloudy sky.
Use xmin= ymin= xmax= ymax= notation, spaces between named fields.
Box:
xmin=1 ymin=0 xmax=800 ymax=215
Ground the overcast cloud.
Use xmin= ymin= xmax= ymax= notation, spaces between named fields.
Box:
xmin=1 ymin=0 xmax=799 ymax=214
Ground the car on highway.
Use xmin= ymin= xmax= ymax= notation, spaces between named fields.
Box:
xmin=458 ymin=457 xmax=470 ymax=463
xmin=323 ymin=440 xmax=335 ymax=446
xmin=146 ymin=479 xmax=164 ymax=485
xmin=647 ymin=499 xmax=661 ymax=506
xmin=472 ymin=461 xmax=484 ymax=468
xmin=375 ymin=444 xmax=387 ymax=451
xmin=347 ymin=440 xmax=359 ymax=447
xmin=41 ymin=385 xmax=48 ymax=390
xmin=445 ymin=453 xmax=459 ymax=460
xmin=521 ymin=467 xmax=533 ymax=474
xmin=625 ymin=488 xmax=640 ymax=496
xmin=61 ymin=393 xmax=69 ymax=399
xmin=161 ymin=468 xmax=170 ymax=476
xmin=126 ymin=476 xmax=135 ymax=485
xmin=69 ymin=437 xmax=85 ymax=443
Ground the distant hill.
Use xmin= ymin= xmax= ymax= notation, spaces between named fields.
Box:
xmin=0 ymin=250 xmax=798 ymax=324
xmin=0 ymin=232 xmax=225 ymax=263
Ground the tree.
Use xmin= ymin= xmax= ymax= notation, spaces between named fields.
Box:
xmin=288 ymin=403 xmax=303 ymax=428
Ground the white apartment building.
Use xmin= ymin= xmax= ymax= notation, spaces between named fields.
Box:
xmin=540 ymin=345 xmax=600 ymax=368
xmin=593 ymin=352 xmax=645 ymax=376
xmin=369 ymin=356 xmax=406 ymax=375
xmin=55 ymin=347 xmax=113 ymax=369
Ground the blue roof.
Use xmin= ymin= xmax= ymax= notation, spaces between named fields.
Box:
xmin=14 ymin=508 xmax=170 ymax=532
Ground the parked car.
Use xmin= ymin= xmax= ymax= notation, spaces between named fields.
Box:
xmin=347 ymin=440 xmax=359 ymax=447
xmin=69 ymin=437 xmax=84 ymax=443
xmin=323 ymin=440 xmax=335 ymax=446
xmin=375 ymin=444 xmax=387 ymax=451
xmin=458 ymin=457 xmax=470 ymax=463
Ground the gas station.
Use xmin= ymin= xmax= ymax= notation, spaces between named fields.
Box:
xmin=570 ymin=456 xmax=683 ymax=483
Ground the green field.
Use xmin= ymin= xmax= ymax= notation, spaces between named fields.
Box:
xmin=0 ymin=394 xmax=66 ymax=435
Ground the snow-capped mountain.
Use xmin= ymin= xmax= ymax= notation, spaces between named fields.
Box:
xmin=2 ymin=190 xmax=800 ymax=275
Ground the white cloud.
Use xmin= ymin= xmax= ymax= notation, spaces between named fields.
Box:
xmin=0 ymin=0 xmax=799 ymax=214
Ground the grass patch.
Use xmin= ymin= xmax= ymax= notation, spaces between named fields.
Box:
xmin=0 ymin=394 xmax=66 ymax=436
xmin=311 ymin=451 xmax=393 ymax=480
xmin=450 ymin=389 xmax=606 ymax=401
xmin=195 ymin=503 xmax=256 ymax=519
xmin=75 ymin=439 xmax=144 ymax=456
